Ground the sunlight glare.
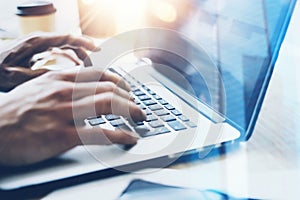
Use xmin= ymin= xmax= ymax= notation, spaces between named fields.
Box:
xmin=113 ymin=0 xmax=147 ymax=32
xmin=152 ymin=1 xmax=177 ymax=23
xmin=81 ymin=0 xmax=96 ymax=6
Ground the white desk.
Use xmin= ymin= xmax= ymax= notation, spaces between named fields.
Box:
xmin=43 ymin=1 xmax=300 ymax=200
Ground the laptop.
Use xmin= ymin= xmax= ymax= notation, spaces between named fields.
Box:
xmin=0 ymin=0 xmax=296 ymax=195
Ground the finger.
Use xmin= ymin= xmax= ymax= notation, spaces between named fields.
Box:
xmin=5 ymin=35 xmax=99 ymax=68
xmin=2 ymin=43 xmax=33 ymax=67
xmin=75 ymin=126 xmax=138 ymax=145
xmin=27 ymin=35 xmax=99 ymax=52
xmin=61 ymin=46 xmax=93 ymax=67
xmin=57 ymin=67 xmax=131 ymax=91
xmin=50 ymin=47 xmax=83 ymax=66
xmin=72 ymin=81 xmax=132 ymax=100
xmin=71 ymin=92 xmax=146 ymax=122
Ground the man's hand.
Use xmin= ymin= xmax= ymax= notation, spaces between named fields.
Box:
xmin=0 ymin=34 xmax=99 ymax=92
xmin=2 ymin=34 xmax=98 ymax=67
xmin=0 ymin=67 xmax=146 ymax=166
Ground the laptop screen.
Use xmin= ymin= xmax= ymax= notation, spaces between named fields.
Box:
xmin=79 ymin=0 xmax=296 ymax=137
xmin=143 ymin=0 xmax=296 ymax=137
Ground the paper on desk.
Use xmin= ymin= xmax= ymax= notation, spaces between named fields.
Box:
xmin=44 ymin=162 xmax=250 ymax=200
xmin=44 ymin=142 xmax=300 ymax=200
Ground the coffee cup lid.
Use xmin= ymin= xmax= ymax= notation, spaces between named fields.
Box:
xmin=16 ymin=1 xmax=56 ymax=16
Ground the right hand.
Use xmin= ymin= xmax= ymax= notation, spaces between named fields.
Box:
xmin=0 ymin=67 xmax=146 ymax=166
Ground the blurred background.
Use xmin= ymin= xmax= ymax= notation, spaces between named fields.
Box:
xmin=0 ymin=0 xmax=80 ymax=37
xmin=77 ymin=0 xmax=191 ymax=37
xmin=0 ymin=0 xmax=192 ymax=38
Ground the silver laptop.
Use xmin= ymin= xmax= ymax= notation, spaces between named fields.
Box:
xmin=0 ymin=0 xmax=296 ymax=194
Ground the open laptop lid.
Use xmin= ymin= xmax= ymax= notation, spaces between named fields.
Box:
xmin=143 ymin=0 xmax=296 ymax=140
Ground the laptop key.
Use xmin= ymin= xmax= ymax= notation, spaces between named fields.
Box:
xmin=145 ymin=115 xmax=158 ymax=122
xmin=105 ymin=114 xmax=120 ymax=121
xmin=186 ymin=121 xmax=197 ymax=128
xmin=108 ymin=68 xmax=120 ymax=75
xmin=110 ymin=119 xmax=126 ymax=127
xmin=133 ymin=90 xmax=145 ymax=96
xmin=88 ymin=117 xmax=106 ymax=126
xmin=148 ymin=90 xmax=156 ymax=95
xmin=139 ymin=104 xmax=147 ymax=110
xmin=130 ymin=87 xmax=137 ymax=92
xmin=149 ymin=104 xmax=163 ymax=111
xmin=134 ymin=125 xmax=150 ymax=135
xmin=138 ymin=95 xmax=151 ymax=101
xmin=128 ymin=119 xmax=143 ymax=127
xmin=149 ymin=121 xmax=164 ymax=128
xmin=134 ymin=99 xmax=141 ymax=105
xmin=142 ymin=85 xmax=150 ymax=91
xmin=154 ymin=109 xmax=169 ymax=116
xmin=165 ymin=104 xmax=175 ymax=110
xmin=145 ymin=109 xmax=152 ymax=115
xmin=153 ymin=127 xmax=170 ymax=135
xmin=160 ymin=115 xmax=176 ymax=122
xmin=143 ymin=100 xmax=157 ymax=106
xmin=116 ymin=124 xmax=132 ymax=131
xmin=178 ymin=115 xmax=189 ymax=122
xmin=171 ymin=109 xmax=182 ymax=116
xmin=144 ymin=127 xmax=170 ymax=137
xmin=152 ymin=94 xmax=162 ymax=100
xmin=168 ymin=121 xmax=187 ymax=131
xmin=158 ymin=99 xmax=168 ymax=105
xmin=134 ymin=121 xmax=144 ymax=126
xmin=132 ymin=87 xmax=139 ymax=92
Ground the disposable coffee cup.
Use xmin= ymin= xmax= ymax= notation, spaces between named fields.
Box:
xmin=16 ymin=1 xmax=56 ymax=35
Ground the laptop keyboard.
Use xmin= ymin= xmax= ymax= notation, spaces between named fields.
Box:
xmin=87 ymin=68 xmax=197 ymax=138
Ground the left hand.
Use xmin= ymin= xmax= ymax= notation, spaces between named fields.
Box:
xmin=0 ymin=34 xmax=99 ymax=92
xmin=2 ymin=34 xmax=99 ymax=68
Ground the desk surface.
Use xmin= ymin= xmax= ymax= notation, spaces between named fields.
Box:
xmin=1 ymin=1 xmax=300 ymax=199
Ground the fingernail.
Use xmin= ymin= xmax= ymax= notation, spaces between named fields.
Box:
xmin=131 ymin=136 xmax=139 ymax=143
xmin=129 ymin=94 xmax=135 ymax=101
